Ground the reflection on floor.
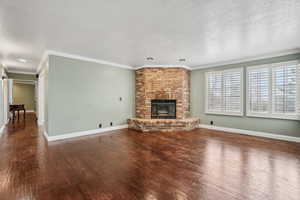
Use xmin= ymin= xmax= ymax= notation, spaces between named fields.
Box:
xmin=0 ymin=113 xmax=299 ymax=200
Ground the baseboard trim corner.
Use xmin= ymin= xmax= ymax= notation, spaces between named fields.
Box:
xmin=199 ymin=124 xmax=300 ymax=143
xmin=38 ymin=120 xmax=45 ymax=126
xmin=18 ymin=110 xmax=35 ymax=113
xmin=46 ymin=124 xmax=128 ymax=142
xmin=43 ymin=130 xmax=49 ymax=141
xmin=0 ymin=125 xmax=5 ymax=136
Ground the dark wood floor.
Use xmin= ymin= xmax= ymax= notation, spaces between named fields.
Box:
xmin=0 ymin=113 xmax=299 ymax=200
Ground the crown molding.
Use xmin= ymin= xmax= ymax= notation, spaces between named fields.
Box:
xmin=191 ymin=48 xmax=300 ymax=70
xmin=14 ymin=79 xmax=36 ymax=85
xmin=37 ymin=50 xmax=133 ymax=73
xmin=1 ymin=63 xmax=8 ymax=70
xmin=35 ymin=48 xmax=300 ymax=73
xmin=37 ymin=51 xmax=49 ymax=73
xmin=135 ymin=65 xmax=191 ymax=70
xmin=6 ymin=70 xmax=36 ymax=75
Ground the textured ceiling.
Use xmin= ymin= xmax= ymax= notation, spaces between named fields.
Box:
xmin=1 ymin=0 xmax=300 ymax=73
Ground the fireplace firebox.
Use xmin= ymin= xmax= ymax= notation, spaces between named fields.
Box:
xmin=151 ymin=99 xmax=176 ymax=119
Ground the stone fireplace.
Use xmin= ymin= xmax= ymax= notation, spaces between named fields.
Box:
xmin=128 ymin=67 xmax=200 ymax=132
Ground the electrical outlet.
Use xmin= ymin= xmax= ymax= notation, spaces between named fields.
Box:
xmin=99 ymin=123 xmax=102 ymax=128
xmin=110 ymin=122 xmax=113 ymax=126
xmin=210 ymin=121 xmax=214 ymax=125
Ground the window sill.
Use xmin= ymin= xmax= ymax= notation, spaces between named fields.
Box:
xmin=246 ymin=113 xmax=299 ymax=121
xmin=205 ymin=111 xmax=243 ymax=117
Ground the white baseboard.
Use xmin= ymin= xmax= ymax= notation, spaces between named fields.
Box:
xmin=44 ymin=124 xmax=128 ymax=142
xmin=43 ymin=130 xmax=49 ymax=141
xmin=38 ymin=120 xmax=44 ymax=126
xmin=199 ymin=124 xmax=300 ymax=143
xmin=0 ymin=125 xmax=5 ymax=135
xmin=18 ymin=110 xmax=35 ymax=113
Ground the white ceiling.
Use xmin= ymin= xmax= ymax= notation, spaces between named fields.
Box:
xmin=1 ymin=0 xmax=300 ymax=73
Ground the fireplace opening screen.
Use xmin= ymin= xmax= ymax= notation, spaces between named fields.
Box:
xmin=151 ymin=99 xmax=176 ymax=119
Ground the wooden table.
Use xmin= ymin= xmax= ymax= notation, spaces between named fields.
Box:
xmin=9 ymin=104 xmax=26 ymax=122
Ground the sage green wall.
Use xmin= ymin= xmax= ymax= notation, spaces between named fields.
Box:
xmin=7 ymin=73 xmax=36 ymax=80
xmin=191 ymin=53 xmax=300 ymax=138
xmin=46 ymin=55 xmax=135 ymax=136
xmin=13 ymin=83 xmax=35 ymax=111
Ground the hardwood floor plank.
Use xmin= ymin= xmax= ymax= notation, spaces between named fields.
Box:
xmin=0 ymin=113 xmax=299 ymax=200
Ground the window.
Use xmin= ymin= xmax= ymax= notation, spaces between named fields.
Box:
xmin=247 ymin=61 xmax=300 ymax=120
xmin=205 ymin=68 xmax=243 ymax=116
xmin=247 ymin=66 xmax=270 ymax=114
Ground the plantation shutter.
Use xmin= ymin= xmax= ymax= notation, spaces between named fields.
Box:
xmin=248 ymin=67 xmax=270 ymax=114
xmin=206 ymin=68 xmax=242 ymax=115
xmin=297 ymin=64 xmax=300 ymax=120
xmin=207 ymin=71 xmax=223 ymax=113
xmin=247 ymin=61 xmax=299 ymax=120
xmin=223 ymin=70 xmax=242 ymax=113
xmin=272 ymin=64 xmax=297 ymax=115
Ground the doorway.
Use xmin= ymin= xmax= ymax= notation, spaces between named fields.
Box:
xmin=9 ymin=79 xmax=37 ymax=122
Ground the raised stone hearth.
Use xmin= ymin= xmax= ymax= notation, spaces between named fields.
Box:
xmin=128 ymin=118 xmax=200 ymax=132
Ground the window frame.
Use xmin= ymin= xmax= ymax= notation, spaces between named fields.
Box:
xmin=246 ymin=60 xmax=299 ymax=120
xmin=205 ymin=68 xmax=244 ymax=116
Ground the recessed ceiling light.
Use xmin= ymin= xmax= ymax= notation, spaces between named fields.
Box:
xmin=178 ymin=58 xmax=186 ymax=62
xmin=146 ymin=57 xmax=154 ymax=61
xmin=17 ymin=58 xmax=27 ymax=63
